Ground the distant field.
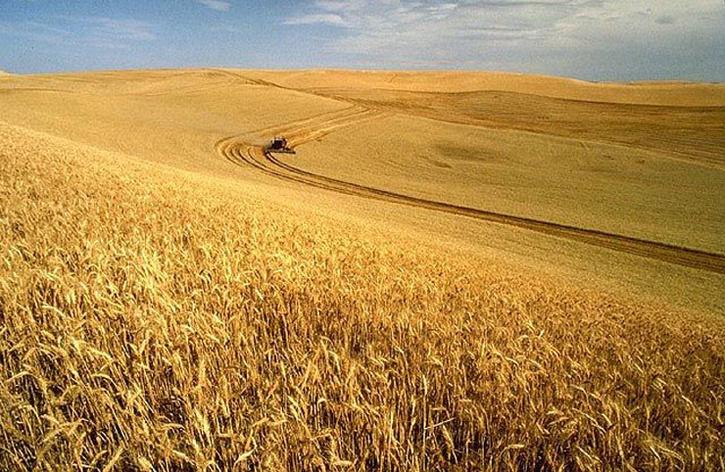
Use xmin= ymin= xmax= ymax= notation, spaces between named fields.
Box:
xmin=294 ymin=112 xmax=724 ymax=252
xmin=1 ymin=69 xmax=724 ymax=469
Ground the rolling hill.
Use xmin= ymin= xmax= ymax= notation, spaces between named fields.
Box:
xmin=1 ymin=69 xmax=723 ymax=470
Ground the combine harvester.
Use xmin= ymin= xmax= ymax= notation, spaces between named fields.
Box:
xmin=266 ymin=136 xmax=295 ymax=154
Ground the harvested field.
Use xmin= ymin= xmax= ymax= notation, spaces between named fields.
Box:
xmin=1 ymin=69 xmax=724 ymax=470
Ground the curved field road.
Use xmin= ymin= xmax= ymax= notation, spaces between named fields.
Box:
xmin=216 ymin=110 xmax=725 ymax=275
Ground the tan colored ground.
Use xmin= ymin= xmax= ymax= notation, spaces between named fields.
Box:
xmin=242 ymin=69 xmax=725 ymax=106
xmin=1 ymin=68 xmax=723 ymax=312
xmin=1 ymin=68 xmax=724 ymax=469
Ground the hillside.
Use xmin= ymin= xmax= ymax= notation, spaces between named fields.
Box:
xmin=1 ymin=69 xmax=721 ymax=312
xmin=0 ymin=69 xmax=723 ymax=469
xmin=2 ymin=121 xmax=724 ymax=470
xmin=241 ymin=69 xmax=725 ymax=106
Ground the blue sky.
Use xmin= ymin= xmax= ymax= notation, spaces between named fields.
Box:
xmin=1 ymin=0 xmax=723 ymax=81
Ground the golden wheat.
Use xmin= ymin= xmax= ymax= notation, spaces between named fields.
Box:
xmin=1 ymin=122 xmax=723 ymax=471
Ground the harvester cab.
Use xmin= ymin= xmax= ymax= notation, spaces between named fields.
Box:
xmin=267 ymin=136 xmax=295 ymax=154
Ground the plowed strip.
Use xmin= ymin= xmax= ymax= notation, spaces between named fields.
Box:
xmin=215 ymin=110 xmax=725 ymax=275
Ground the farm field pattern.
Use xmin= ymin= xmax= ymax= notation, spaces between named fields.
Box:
xmin=1 ymin=68 xmax=724 ymax=470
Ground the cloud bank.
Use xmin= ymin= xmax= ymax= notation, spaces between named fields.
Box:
xmin=285 ymin=0 xmax=725 ymax=79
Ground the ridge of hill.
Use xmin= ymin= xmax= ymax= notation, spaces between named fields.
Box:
xmin=238 ymin=68 xmax=725 ymax=106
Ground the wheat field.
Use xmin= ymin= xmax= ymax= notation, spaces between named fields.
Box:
xmin=1 ymin=69 xmax=724 ymax=470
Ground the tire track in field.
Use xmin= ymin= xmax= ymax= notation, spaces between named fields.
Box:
xmin=216 ymin=109 xmax=725 ymax=275
xmin=220 ymin=105 xmax=368 ymax=147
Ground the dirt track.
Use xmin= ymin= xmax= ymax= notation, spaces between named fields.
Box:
xmin=221 ymin=109 xmax=725 ymax=275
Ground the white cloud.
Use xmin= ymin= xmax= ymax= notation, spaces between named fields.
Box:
xmin=283 ymin=0 xmax=725 ymax=79
xmin=196 ymin=0 xmax=232 ymax=12
xmin=77 ymin=16 xmax=156 ymax=42
xmin=285 ymin=14 xmax=349 ymax=27
xmin=0 ymin=20 xmax=72 ymax=46
xmin=0 ymin=15 xmax=156 ymax=49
